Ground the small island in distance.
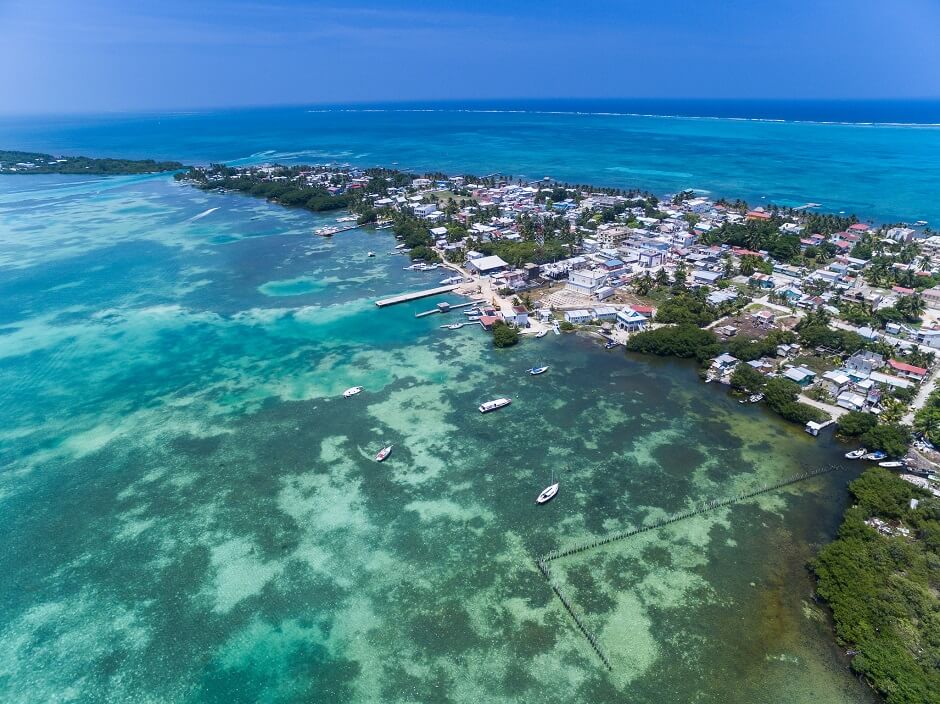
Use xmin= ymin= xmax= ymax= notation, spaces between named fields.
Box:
xmin=0 ymin=149 xmax=184 ymax=175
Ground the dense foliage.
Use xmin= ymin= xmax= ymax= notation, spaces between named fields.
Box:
xmin=1 ymin=149 xmax=183 ymax=174
xmin=914 ymin=389 xmax=940 ymax=446
xmin=729 ymin=364 xmax=766 ymax=393
xmin=701 ymin=216 xmax=802 ymax=262
xmin=796 ymin=310 xmax=868 ymax=354
xmin=724 ymin=330 xmax=796 ymax=362
xmin=491 ymin=321 xmax=519 ymax=348
xmin=812 ymin=469 xmax=940 ymax=704
xmin=654 ymin=294 xmax=719 ymax=326
xmin=626 ymin=325 xmax=720 ymax=362
xmin=762 ymin=377 xmax=827 ymax=424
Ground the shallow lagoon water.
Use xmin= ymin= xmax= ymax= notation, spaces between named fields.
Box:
xmin=0 ymin=174 xmax=877 ymax=703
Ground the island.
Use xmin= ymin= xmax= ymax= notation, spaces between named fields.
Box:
xmin=177 ymin=159 xmax=940 ymax=703
xmin=0 ymin=149 xmax=184 ymax=175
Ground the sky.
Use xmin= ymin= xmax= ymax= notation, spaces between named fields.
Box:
xmin=1 ymin=0 xmax=940 ymax=114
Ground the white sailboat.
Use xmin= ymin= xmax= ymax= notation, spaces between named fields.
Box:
xmin=536 ymin=471 xmax=559 ymax=504
xmin=343 ymin=386 xmax=363 ymax=398
xmin=375 ymin=445 xmax=393 ymax=462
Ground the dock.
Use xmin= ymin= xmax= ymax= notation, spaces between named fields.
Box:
xmin=375 ymin=285 xmax=460 ymax=307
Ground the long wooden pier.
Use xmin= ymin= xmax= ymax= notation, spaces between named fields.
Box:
xmin=534 ymin=464 xmax=845 ymax=671
xmin=375 ymin=285 xmax=460 ymax=307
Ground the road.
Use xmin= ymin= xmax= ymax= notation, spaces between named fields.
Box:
xmin=798 ymin=394 xmax=848 ymax=420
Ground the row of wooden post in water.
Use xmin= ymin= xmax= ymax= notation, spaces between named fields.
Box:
xmin=533 ymin=464 xmax=845 ymax=671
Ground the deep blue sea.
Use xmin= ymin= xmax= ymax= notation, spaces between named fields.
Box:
xmin=3 ymin=99 xmax=940 ymax=225
xmin=0 ymin=100 xmax=924 ymax=703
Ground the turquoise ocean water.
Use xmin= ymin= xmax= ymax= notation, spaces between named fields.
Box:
xmin=0 ymin=101 xmax=925 ymax=702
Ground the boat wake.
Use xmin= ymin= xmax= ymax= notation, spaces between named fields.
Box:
xmin=189 ymin=207 xmax=219 ymax=222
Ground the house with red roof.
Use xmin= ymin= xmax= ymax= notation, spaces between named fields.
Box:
xmin=887 ymin=359 xmax=928 ymax=381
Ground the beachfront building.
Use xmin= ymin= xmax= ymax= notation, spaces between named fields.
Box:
xmin=466 ymin=255 xmax=509 ymax=276
xmin=616 ymin=308 xmax=649 ymax=332
xmin=564 ymin=309 xmax=594 ymax=324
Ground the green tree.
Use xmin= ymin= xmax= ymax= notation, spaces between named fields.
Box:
xmin=861 ymin=423 xmax=911 ymax=458
xmin=491 ymin=321 xmax=519 ymax=348
xmin=837 ymin=411 xmax=877 ymax=438
xmin=729 ymin=364 xmax=766 ymax=393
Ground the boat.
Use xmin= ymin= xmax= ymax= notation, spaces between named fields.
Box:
xmin=440 ymin=275 xmax=464 ymax=285
xmin=315 ymin=226 xmax=340 ymax=237
xmin=878 ymin=460 xmax=904 ymax=468
xmin=534 ymin=330 xmax=547 ymax=339
xmin=527 ymin=365 xmax=549 ymax=375
xmin=343 ymin=386 xmax=363 ymax=398
xmin=604 ymin=340 xmax=620 ymax=349
xmin=844 ymin=448 xmax=867 ymax=460
xmin=375 ymin=445 xmax=393 ymax=462
xmin=395 ymin=243 xmax=407 ymax=249
xmin=479 ymin=398 xmax=511 ymax=413
xmin=536 ymin=471 xmax=559 ymax=505
xmin=466 ymin=315 xmax=481 ymax=322
xmin=748 ymin=393 xmax=764 ymax=403
xmin=441 ymin=322 xmax=464 ymax=330
xmin=367 ymin=251 xmax=376 ymax=257
xmin=863 ymin=450 xmax=887 ymax=461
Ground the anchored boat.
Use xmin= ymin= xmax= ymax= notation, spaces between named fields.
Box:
xmin=375 ymin=445 xmax=393 ymax=462
xmin=343 ymin=386 xmax=363 ymax=398
xmin=863 ymin=450 xmax=887 ymax=461
xmin=536 ymin=471 xmax=559 ymax=504
xmin=878 ymin=460 xmax=904 ymax=468
xmin=479 ymin=398 xmax=511 ymax=413
xmin=844 ymin=448 xmax=867 ymax=459
xmin=527 ymin=365 xmax=549 ymax=376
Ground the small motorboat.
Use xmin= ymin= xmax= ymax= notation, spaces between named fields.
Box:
xmin=604 ymin=340 xmax=620 ymax=349
xmin=748 ymin=394 xmax=764 ymax=403
xmin=441 ymin=322 xmax=464 ymax=330
xmin=479 ymin=398 xmax=511 ymax=413
xmin=878 ymin=460 xmax=904 ymax=468
xmin=534 ymin=330 xmax=547 ymax=339
xmin=375 ymin=445 xmax=393 ymax=462
xmin=527 ymin=365 xmax=549 ymax=376
xmin=536 ymin=472 xmax=559 ymax=504
xmin=863 ymin=450 xmax=887 ymax=461
xmin=343 ymin=386 xmax=363 ymax=398
xmin=844 ymin=448 xmax=867 ymax=460
xmin=367 ymin=251 xmax=376 ymax=257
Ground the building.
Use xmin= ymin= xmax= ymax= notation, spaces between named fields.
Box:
xmin=782 ymin=366 xmax=816 ymax=386
xmin=467 ymin=255 xmax=509 ymax=276
xmin=565 ymin=268 xmax=609 ymax=296
xmin=508 ymin=306 xmax=529 ymax=327
xmin=616 ymin=308 xmax=648 ymax=332
xmin=691 ymin=270 xmax=722 ymax=286
xmin=837 ymin=391 xmax=867 ymax=411
xmin=922 ymin=286 xmax=940 ymax=310
xmin=592 ymin=306 xmax=618 ymax=321
xmin=846 ymin=351 xmax=884 ymax=375
xmin=564 ymin=309 xmax=594 ymax=324
xmin=887 ymin=359 xmax=928 ymax=381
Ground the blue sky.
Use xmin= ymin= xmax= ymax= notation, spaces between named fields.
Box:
xmin=2 ymin=0 xmax=939 ymax=114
